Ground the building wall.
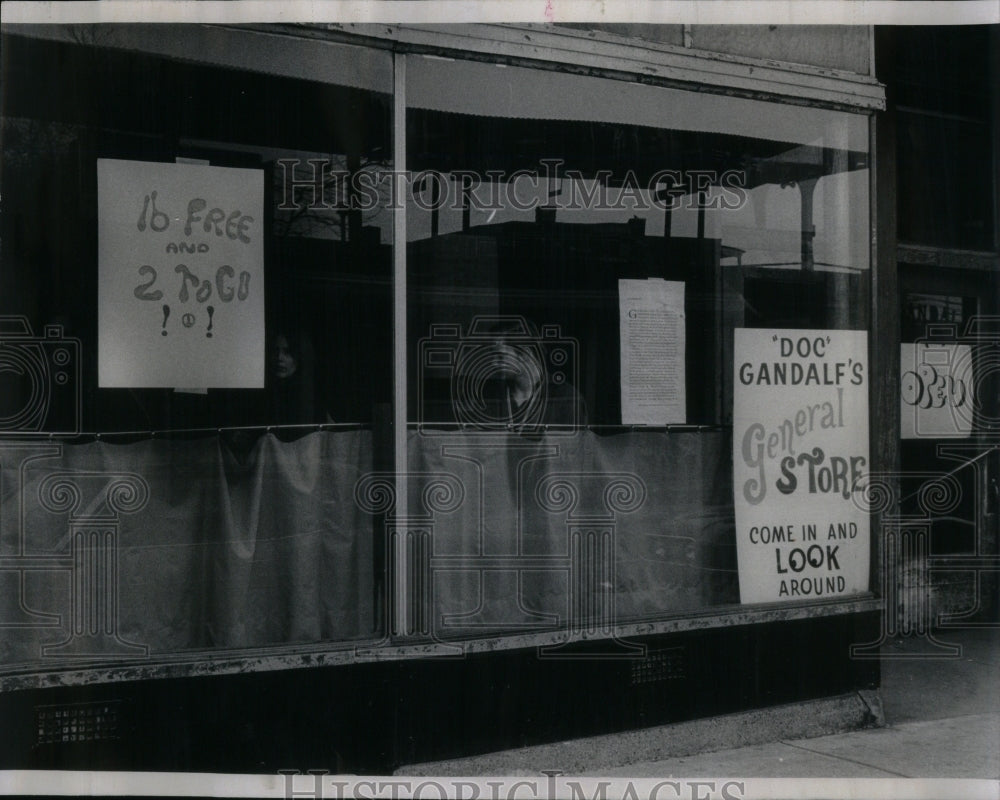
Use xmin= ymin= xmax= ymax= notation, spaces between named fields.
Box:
xmin=559 ymin=24 xmax=871 ymax=75
xmin=557 ymin=23 xmax=686 ymax=48
xmin=690 ymin=26 xmax=870 ymax=74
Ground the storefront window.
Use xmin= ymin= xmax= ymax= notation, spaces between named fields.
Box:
xmin=406 ymin=56 xmax=872 ymax=639
xmin=0 ymin=29 xmax=875 ymax=676
xmin=0 ymin=29 xmax=392 ymax=664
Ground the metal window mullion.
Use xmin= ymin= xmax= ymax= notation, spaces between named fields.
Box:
xmin=392 ymin=51 xmax=409 ymax=639
xmin=870 ymin=87 xmax=900 ymax=599
xmin=869 ymin=110 xmax=880 ymax=599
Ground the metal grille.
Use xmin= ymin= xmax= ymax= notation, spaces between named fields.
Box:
xmin=631 ymin=647 xmax=686 ymax=685
xmin=35 ymin=700 xmax=121 ymax=745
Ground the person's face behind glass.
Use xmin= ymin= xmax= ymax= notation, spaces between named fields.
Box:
xmin=489 ymin=336 xmax=543 ymax=396
xmin=273 ymin=335 xmax=298 ymax=380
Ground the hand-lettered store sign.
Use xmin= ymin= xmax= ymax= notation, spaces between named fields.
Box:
xmin=733 ymin=330 xmax=870 ymax=604
xmin=900 ymin=343 xmax=973 ymax=439
xmin=98 ymin=159 xmax=264 ymax=388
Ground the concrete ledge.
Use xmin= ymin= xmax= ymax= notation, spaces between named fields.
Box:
xmin=397 ymin=691 xmax=885 ymax=776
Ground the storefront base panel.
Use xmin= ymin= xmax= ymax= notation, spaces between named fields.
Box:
xmin=387 ymin=611 xmax=881 ymax=769
xmin=0 ymin=612 xmax=880 ymax=774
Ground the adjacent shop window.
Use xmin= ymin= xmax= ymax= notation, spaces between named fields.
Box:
xmin=406 ymin=56 xmax=872 ymax=636
xmin=0 ymin=31 xmax=392 ymax=664
xmin=893 ymin=26 xmax=995 ymax=251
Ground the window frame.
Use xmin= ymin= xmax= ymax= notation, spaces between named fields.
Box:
xmin=0 ymin=22 xmax=886 ymax=691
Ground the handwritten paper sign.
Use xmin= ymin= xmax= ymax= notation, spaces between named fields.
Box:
xmin=900 ymin=343 xmax=973 ymax=439
xmin=98 ymin=159 xmax=265 ymax=388
xmin=619 ymin=278 xmax=686 ymax=424
xmin=733 ymin=329 xmax=869 ymax=604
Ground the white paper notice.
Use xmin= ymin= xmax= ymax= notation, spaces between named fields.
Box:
xmin=900 ymin=343 xmax=974 ymax=439
xmin=97 ymin=159 xmax=265 ymax=388
xmin=619 ymin=278 xmax=686 ymax=425
xmin=733 ymin=329 xmax=870 ymax=604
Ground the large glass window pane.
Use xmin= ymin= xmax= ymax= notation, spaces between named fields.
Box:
xmin=0 ymin=29 xmax=392 ymax=666
xmin=406 ymin=56 xmax=871 ymax=639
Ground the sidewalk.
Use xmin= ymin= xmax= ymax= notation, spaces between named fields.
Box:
xmin=593 ymin=627 xmax=1000 ymax=780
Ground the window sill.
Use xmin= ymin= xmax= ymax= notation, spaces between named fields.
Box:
xmin=0 ymin=595 xmax=882 ymax=692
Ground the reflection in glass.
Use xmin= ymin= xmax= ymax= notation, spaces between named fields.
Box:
xmin=406 ymin=55 xmax=872 ymax=633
